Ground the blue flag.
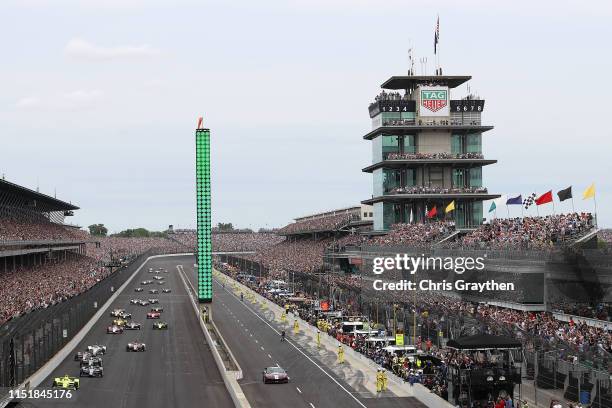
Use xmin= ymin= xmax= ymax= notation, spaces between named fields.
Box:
xmin=506 ymin=195 xmax=522 ymax=205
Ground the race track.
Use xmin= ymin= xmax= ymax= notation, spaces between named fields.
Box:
xmin=15 ymin=256 xmax=233 ymax=408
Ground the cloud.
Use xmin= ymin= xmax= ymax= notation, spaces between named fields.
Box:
xmin=15 ymin=89 xmax=103 ymax=111
xmin=15 ymin=96 xmax=42 ymax=109
xmin=64 ymin=38 xmax=161 ymax=60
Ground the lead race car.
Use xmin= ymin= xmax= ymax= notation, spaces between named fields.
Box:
xmin=80 ymin=365 xmax=104 ymax=377
xmin=52 ymin=375 xmax=79 ymax=389
xmin=126 ymin=341 xmax=146 ymax=352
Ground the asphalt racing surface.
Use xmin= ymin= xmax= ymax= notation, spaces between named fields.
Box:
xmin=182 ymin=261 xmax=427 ymax=408
xmin=16 ymin=256 xmax=233 ymax=408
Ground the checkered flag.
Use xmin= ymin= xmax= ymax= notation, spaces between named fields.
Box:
xmin=523 ymin=193 xmax=537 ymax=209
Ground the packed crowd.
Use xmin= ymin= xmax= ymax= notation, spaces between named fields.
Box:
xmin=0 ymin=256 xmax=106 ymax=325
xmin=387 ymin=186 xmax=488 ymax=195
xmin=86 ymin=237 xmax=189 ymax=263
xmin=386 ymin=152 xmax=484 ymax=160
xmin=169 ymin=231 xmax=284 ymax=252
xmin=0 ymin=216 xmax=87 ymax=242
xmin=278 ymin=213 xmax=358 ymax=235
xmin=371 ymin=221 xmax=455 ymax=247
xmin=256 ymin=237 xmax=332 ymax=276
xmin=445 ymin=213 xmax=594 ymax=251
xmin=600 ymin=229 xmax=612 ymax=243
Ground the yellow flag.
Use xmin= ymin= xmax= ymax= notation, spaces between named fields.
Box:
xmin=445 ymin=200 xmax=455 ymax=213
xmin=583 ymin=183 xmax=596 ymax=200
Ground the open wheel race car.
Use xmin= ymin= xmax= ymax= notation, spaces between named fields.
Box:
xmin=87 ymin=345 xmax=107 ymax=355
xmin=146 ymin=312 xmax=161 ymax=319
xmin=52 ymin=375 xmax=80 ymax=389
xmin=126 ymin=342 xmax=146 ymax=352
xmin=80 ymin=365 xmax=103 ymax=377
xmin=107 ymin=325 xmax=124 ymax=334
xmin=162 ymin=289 xmax=171 ymax=293
xmin=125 ymin=322 xmax=142 ymax=330
xmin=152 ymin=321 xmax=168 ymax=330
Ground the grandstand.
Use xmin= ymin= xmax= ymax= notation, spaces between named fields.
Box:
xmin=0 ymin=179 xmax=193 ymax=327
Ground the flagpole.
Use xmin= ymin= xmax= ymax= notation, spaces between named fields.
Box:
xmin=594 ymin=192 xmax=598 ymax=227
xmin=571 ymin=196 xmax=575 ymax=213
xmin=552 ymin=199 xmax=555 ymax=216
xmin=506 ymin=205 xmax=510 ymax=218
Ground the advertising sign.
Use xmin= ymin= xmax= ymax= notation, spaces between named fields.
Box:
xmin=395 ymin=333 xmax=404 ymax=346
xmin=419 ymin=86 xmax=449 ymax=117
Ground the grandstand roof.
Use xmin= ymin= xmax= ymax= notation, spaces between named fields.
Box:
xmin=294 ymin=206 xmax=360 ymax=222
xmin=381 ymin=75 xmax=471 ymax=90
xmin=0 ymin=179 xmax=79 ymax=211
xmin=362 ymin=125 xmax=494 ymax=140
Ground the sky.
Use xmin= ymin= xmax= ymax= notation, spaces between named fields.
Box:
xmin=1 ymin=0 xmax=611 ymax=233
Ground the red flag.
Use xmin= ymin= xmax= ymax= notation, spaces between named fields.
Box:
xmin=535 ymin=190 xmax=553 ymax=206
xmin=197 ymin=116 xmax=203 ymax=129
xmin=426 ymin=206 xmax=437 ymax=218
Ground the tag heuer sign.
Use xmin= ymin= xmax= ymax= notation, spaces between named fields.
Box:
xmin=419 ymin=86 xmax=449 ymax=117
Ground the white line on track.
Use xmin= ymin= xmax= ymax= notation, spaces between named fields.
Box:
xmin=296 ymin=387 xmax=302 ymax=394
xmin=309 ymin=403 xmax=315 ymax=408
xmin=260 ymin=346 xmax=264 ymax=351
xmin=267 ymin=354 xmax=272 ymax=359
xmin=215 ymin=279 xmax=367 ymax=408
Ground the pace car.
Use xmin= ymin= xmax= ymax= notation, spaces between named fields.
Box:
xmin=151 ymin=307 xmax=163 ymax=313
xmin=80 ymin=366 xmax=103 ymax=377
xmin=126 ymin=342 xmax=146 ymax=352
xmin=135 ymin=287 xmax=144 ymax=292
xmin=147 ymin=312 xmax=161 ymax=319
xmin=149 ymin=289 xmax=159 ymax=294
xmin=262 ymin=366 xmax=289 ymax=384
xmin=125 ymin=322 xmax=142 ymax=330
xmin=107 ymin=325 xmax=124 ymax=334
xmin=52 ymin=375 xmax=79 ymax=389
xmin=162 ymin=289 xmax=171 ymax=293
xmin=152 ymin=321 xmax=168 ymax=330
xmin=87 ymin=345 xmax=106 ymax=355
